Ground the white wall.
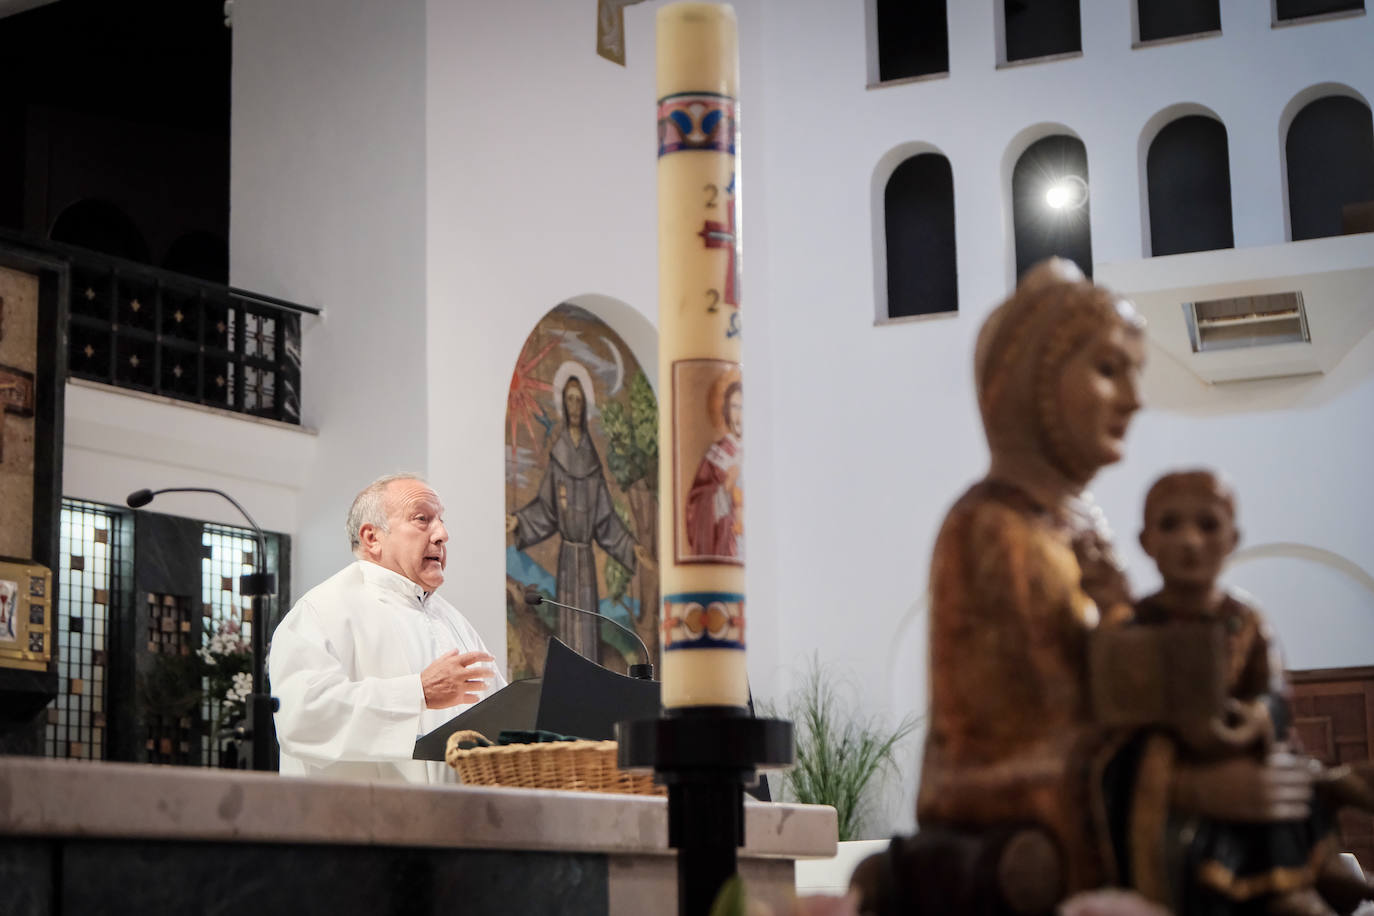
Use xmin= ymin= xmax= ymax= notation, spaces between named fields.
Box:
xmin=423 ymin=0 xmax=782 ymax=693
xmin=760 ymin=0 xmax=1374 ymax=835
xmin=61 ymin=381 xmax=314 ymax=536
xmin=229 ymin=0 xmax=430 ymax=599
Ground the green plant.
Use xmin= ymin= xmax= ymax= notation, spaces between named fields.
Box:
xmin=764 ymin=655 xmax=919 ymax=841
xmin=138 ymin=651 xmax=204 ymax=719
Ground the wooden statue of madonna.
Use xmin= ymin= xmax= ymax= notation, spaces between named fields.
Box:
xmin=850 ymin=260 xmax=1374 ymax=916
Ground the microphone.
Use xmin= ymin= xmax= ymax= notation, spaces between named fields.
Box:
xmin=126 ymin=488 xmax=155 ymax=508
xmin=523 ymin=584 xmax=654 ymax=680
xmin=126 ymin=487 xmax=269 ymax=560
xmin=125 ymin=485 xmax=279 ymax=771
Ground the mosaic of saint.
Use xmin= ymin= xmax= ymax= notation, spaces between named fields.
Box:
xmin=505 ymin=304 xmax=659 ymax=680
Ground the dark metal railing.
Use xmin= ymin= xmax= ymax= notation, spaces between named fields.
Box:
xmin=0 ymin=230 xmax=318 ymax=425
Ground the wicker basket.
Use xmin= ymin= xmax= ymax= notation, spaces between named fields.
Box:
xmin=444 ymin=730 xmax=665 ymax=796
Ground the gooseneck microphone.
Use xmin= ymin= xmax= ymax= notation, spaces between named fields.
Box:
xmin=124 ymin=488 xmax=155 ymax=508
xmin=523 ymin=584 xmax=654 ymax=681
xmin=127 ymin=488 xmax=267 ymax=558
xmin=126 ymin=486 xmax=278 ymax=771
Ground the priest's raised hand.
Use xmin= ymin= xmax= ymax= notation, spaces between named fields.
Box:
xmin=422 ymin=649 xmax=497 ymax=708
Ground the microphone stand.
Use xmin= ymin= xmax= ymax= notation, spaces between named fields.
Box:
xmin=523 ymin=585 xmax=654 ymax=680
xmin=127 ymin=487 xmax=278 ymax=771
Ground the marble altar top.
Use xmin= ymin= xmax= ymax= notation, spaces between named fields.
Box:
xmin=0 ymin=757 xmax=837 ymax=859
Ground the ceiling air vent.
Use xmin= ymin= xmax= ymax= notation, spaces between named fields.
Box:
xmin=1183 ymin=292 xmax=1310 ymax=353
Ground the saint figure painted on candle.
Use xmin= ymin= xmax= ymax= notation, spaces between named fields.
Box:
xmin=684 ymin=378 xmax=742 ymax=561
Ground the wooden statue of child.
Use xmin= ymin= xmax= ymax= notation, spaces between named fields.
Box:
xmin=1133 ymin=469 xmax=1374 ymax=916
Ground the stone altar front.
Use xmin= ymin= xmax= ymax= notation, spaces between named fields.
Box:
xmin=0 ymin=757 xmax=836 ymax=915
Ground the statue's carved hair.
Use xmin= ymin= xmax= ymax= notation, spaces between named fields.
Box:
xmin=1143 ymin=470 xmax=1236 ymax=524
xmin=974 ymin=258 xmax=1144 ymax=483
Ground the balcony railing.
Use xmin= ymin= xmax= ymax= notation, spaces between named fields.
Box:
xmin=1 ymin=230 xmax=318 ymax=425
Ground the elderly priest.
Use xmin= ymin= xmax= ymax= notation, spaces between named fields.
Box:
xmin=270 ymin=474 xmax=506 ymax=784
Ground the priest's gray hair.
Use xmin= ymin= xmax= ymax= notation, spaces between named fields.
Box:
xmin=347 ymin=473 xmax=426 ymax=556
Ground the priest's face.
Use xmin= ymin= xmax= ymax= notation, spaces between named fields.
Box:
xmin=374 ymin=479 xmax=448 ymax=591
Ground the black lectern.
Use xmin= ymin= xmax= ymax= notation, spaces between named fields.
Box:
xmin=413 ymin=638 xmax=772 ymax=803
xmin=412 ymin=677 xmax=542 ymax=760
xmin=413 ymin=637 xmax=661 ymax=760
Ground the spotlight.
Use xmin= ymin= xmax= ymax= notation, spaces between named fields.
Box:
xmin=1044 ymin=175 xmax=1088 ymax=211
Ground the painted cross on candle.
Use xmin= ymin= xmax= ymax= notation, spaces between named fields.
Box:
xmin=698 ymin=196 xmax=739 ymax=308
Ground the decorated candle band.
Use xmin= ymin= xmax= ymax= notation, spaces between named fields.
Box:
xmin=662 ymin=592 xmax=745 ymax=650
xmin=658 ymin=93 xmax=737 ymax=156
xmin=656 ymin=2 xmax=748 ymax=711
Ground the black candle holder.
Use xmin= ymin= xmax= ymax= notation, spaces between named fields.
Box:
xmin=618 ymin=707 xmax=793 ymax=916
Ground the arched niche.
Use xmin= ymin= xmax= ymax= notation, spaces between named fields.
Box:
xmin=1005 ymin=126 xmax=1093 ymax=279
xmin=1227 ymin=543 xmax=1374 ymax=669
xmin=877 ymin=148 xmax=958 ymax=321
xmin=1136 ymin=102 xmax=1225 ymax=256
xmin=49 ymin=198 xmax=151 ymax=264
xmin=1280 ymin=86 xmax=1374 ymax=241
xmin=561 ymin=293 xmax=658 ymax=394
xmin=872 ymin=142 xmax=959 ymax=324
xmin=1146 ymin=113 xmax=1234 ymax=256
xmin=503 ymin=300 xmax=660 ymax=682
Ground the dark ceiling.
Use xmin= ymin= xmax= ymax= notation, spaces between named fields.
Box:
xmin=0 ymin=0 xmax=229 ymax=130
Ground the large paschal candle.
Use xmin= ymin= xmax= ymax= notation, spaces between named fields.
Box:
xmin=656 ymin=2 xmax=748 ymax=711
